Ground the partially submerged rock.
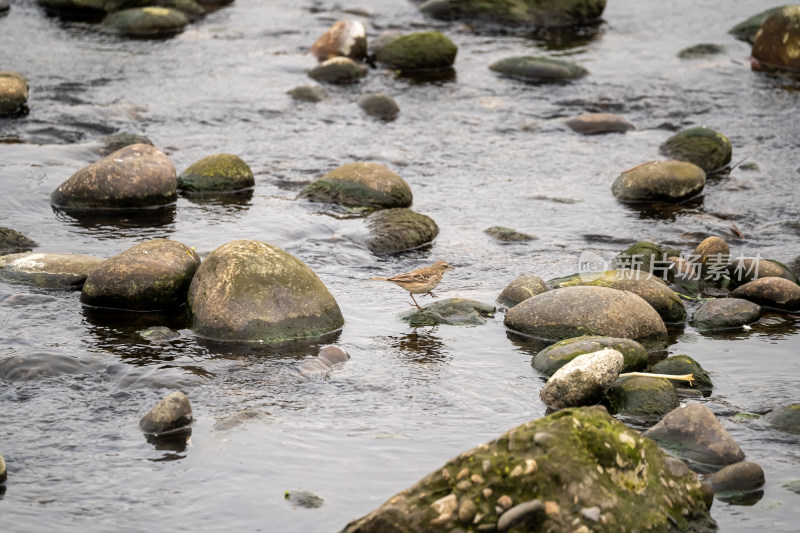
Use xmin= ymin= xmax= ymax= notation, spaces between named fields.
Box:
xmin=565 ymin=112 xmax=634 ymax=135
xmin=751 ymin=6 xmax=800 ymax=74
xmin=288 ymin=85 xmax=327 ymax=103
xmin=705 ymin=461 xmax=765 ymax=497
xmin=691 ymin=298 xmax=761 ymax=332
xmin=613 ymin=241 xmax=667 ymax=277
xmin=139 ymin=391 xmax=192 ymax=434
xmin=403 ymin=298 xmax=495 ymax=327
xmin=604 ymin=375 xmax=679 ymax=417
xmin=765 ymin=403 xmax=800 ymax=434
xmin=612 ymin=160 xmax=706 ymax=204
xmin=659 ymin=126 xmax=732 ymax=174
xmin=285 ymin=489 xmax=324 ymax=509
xmin=365 ymin=208 xmax=438 ymax=255
xmin=311 ymin=19 xmax=367 ymax=62
xmin=297 ymin=344 xmax=350 ymax=379
xmin=101 ymin=132 xmax=153 ymax=154
xmin=138 ymin=326 xmax=181 ymax=343
xmin=341 ymin=406 xmax=714 ymax=533
xmin=0 ymin=227 xmax=37 ymax=255
xmin=678 ymin=43 xmax=726 ymax=59
xmin=357 ymin=93 xmax=400 ymax=121
xmin=0 ymin=71 xmax=29 ymax=117
xmin=484 ymin=226 xmax=537 ymax=242
xmin=309 ymin=57 xmax=368 ymax=84
xmin=418 ymin=0 xmax=607 ymax=30
xmin=532 ymin=335 xmax=648 ymax=376
xmin=651 ymin=355 xmax=713 ymax=396
xmin=489 ymin=56 xmax=588 ymax=83
xmin=374 ymin=31 xmax=457 ymax=70
xmin=730 ymin=5 xmax=789 ymax=43
xmin=101 ymin=7 xmax=189 ymax=38
xmin=299 ymin=162 xmax=412 ymax=209
xmin=178 ymin=153 xmax=255 ymax=194
xmin=731 ymin=277 xmax=800 ymax=311
xmin=497 ymin=274 xmax=547 ymax=308
xmin=0 ymin=252 xmax=104 ymax=289
xmin=540 ymin=348 xmax=623 ymax=409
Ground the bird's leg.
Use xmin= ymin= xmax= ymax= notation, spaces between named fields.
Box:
xmin=426 ymin=291 xmax=438 ymax=299
xmin=409 ymin=293 xmax=423 ymax=311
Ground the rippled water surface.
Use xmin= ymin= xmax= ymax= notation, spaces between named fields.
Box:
xmin=1 ymin=0 xmax=800 ymax=531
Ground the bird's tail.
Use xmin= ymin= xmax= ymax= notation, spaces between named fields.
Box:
xmin=368 ymin=276 xmax=387 ymax=281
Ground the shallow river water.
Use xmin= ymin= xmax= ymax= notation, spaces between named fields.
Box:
xmin=1 ymin=0 xmax=800 ymax=531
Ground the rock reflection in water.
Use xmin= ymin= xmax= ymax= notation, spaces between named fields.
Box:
xmin=385 ymin=331 xmax=449 ymax=364
xmin=51 ymin=204 xmax=177 ymax=238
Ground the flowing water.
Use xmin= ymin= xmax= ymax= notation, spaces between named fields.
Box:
xmin=1 ymin=0 xmax=800 ymax=531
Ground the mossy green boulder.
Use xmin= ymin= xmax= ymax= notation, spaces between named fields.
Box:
xmin=612 ymin=160 xmax=706 ymax=204
xmin=489 ymin=56 xmax=588 ymax=83
xmin=419 ymin=0 xmax=606 ymax=29
xmin=374 ymin=32 xmax=457 ymax=70
xmin=101 ymin=7 xmax=189 ymax=37
xmin=365 ymin=208 xmax=439 ymax=255
xmin=651 ymin=355 xmax=713 ymax=396
xmin=341 ymin=406 xmax=714 ymax=533
xmin=403 ymin=298 xmax=495 ymax=326
xmin=178 ymin=153 xmax=254 ymax=193
xmin=497 ymin=273 xmax=547 ymax=307
xmin=730 ymin=5 xmax=789 ymax=43
xmin=81 ymin=239 xmax=199 ymax=311
xmin=751 ymin=6 xmax=800 ymax=73
xmin=532 ymin=335 xmax=648 ymax=376
xmin=299 ymin=162 xmax=412 ymax=209
xmin=605 ymin=375 xmax=679 ymax=417
xmin=659 ymin=127 xmax=732 ymax=174
xmin=187 ymin=240 xmax=344 ymax=342
xmin=0 ymin=252 xmax=104 ymax=289
xmin=0 ymin=71 xmax=28 ymax=117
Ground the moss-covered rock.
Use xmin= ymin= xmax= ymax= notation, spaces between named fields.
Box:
xmin=178 ymin=153 xmax=254 ymax=193
xmin=730 ymin=257 xmax=799 ymax=287
xmin=751 ymin=6 xmax=800 ymax=73
xmin=308 ymin=57 xmax=368 ymax=84
xmin=540 ymin=348 xmax=623 ymax=409
xmin=0 ymin=227 xmax=37 ymax=255
xmin=651 ymin=355 xmax=713 ymax=396
xmin=419 ymin=0 xmax=607 ymax=30
xmin=100 ymin=132 xmax=153 ymax=154
xmin=497 ymin=274 xmax=547 ymax=307
xmin=403 ymin=298 xmax=495 ymax=326
xmin=341 ymin=406 xmax=714 ymax=533
xmin=311 ymin=19 xmax=367 ymax=62
xmin=50 ymin=144 xmax=177 ymax=210
xmin=484 ymin=226 xmax=537 ymax=242
xmin=613 ymin=241 xmax=668 ymax=278
xmin=0 ymin=252 xmax=104 ymax=289
xmin=659 ymin=127 xmax=732 ymax=174
xmin=504 ymin=286 xmax=668 ymax=350
xmin=287 ymin=85 xmax=327 ymax=102
xmin=730 ymin=5 xmax=789 ymax=43
xmin=299 ymin=162 xmax=412 ymax=209
xmin=80 ymin=239 xmax=200 ymax=311
xmin=533 ymin=335 xmax=648 ymax=376
xmin=489 ymin=56 xmax=588 ymax=83
xmin=605 ymin=376 xmax=679 ymax=417
xmin=101 ymin=7 xmax=189 ymax=37
xmin=731 ymin=276 xmax=800 ymax=311
xmin=357 ymin=93 xmax=400 ymax=121
xmin=0 ymin=71 xmax=28 ymax=117
xmin=565 ymin=112 xmax=634 ymax=134
xmin=374 ymin=31 xmax=457 ymax=70
xmin=365 ymin=208 xmax=438 ymax=255
xmin=139 ymin=391 xmax=192 ymax=434
xmin=691 ymin=298 xmax=761 ymax=333
xmin=612 ymin=160 xmax=706 ymax=204
xmin=187 ymin=240 xmax=344 ymax=342
xmin=765 ymin=403 xmax=800 ymax=434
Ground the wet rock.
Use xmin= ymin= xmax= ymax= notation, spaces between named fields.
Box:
xmin=0 ymin=0 xmax=8 ymax=13
xmin=0 ymin=453 xmax=5 ymax=484
xmin=497 ymin=499 xmax=544 ymax=532
xmin=374 ymin=31 xmax=457 ymax=70
xmin=137 ymin=326 xmax=181 ymax=343
xmin=357 ymin=93 xmax=399 ymax=121
xmin=765 ymin=403 xmax=800 ymax=434
xmin=605 ymin=375 xmax=679 ymax=416
xmin=730 ymin=257 xmax=799 ymax=286
xmin=365 ymin=208 xmax=438 ymax=255
xmin=311 ymin=19 xmax=367 ymax=62
xmin=730 ymin=5 xmax=789 ymax=43
xmin=505 ymin=285 xmax=668 ymax=349
xmin=308 ymin=57 xmax=368 ymax=84
xmin=50 ymin=144 xmax=177 ymax=210
xmin=691 ymin=298 xmax=761 ymax=332
xmin=659 ymin=126 xmax=732 ymax=174
xmin=651 ymin=354 xmax=713 ymax=396
xmin=101 ymin=132 xmax=153 ymax=154
xmin=139 ymin=391 xmax=192 ymax=434
xmin=611 ymin=160 xmax=706 ymax=204
xmin=341 ymin=405 xmax=714 ymax=533
xmin=299 ymin=162 xmax=412 ymax=209
xmin=0 ymin=227 xmax=37 ymax=255
xmin=533 ymin=335 xmax=648 ymax=376
xmin=101 ymin=7 xmax=189 ymax=38
xmin=177 ymin=153 xmax=254 ymax=194
xmin=0 ymin=71 xmax=28 ymax=117
xmin=497 ymin=274 xmax=547 ymax=308
xmin=643 ymin=403 xmax=745 ymax=469
xmin=285 ymin=489 xmax=324 ymax=509
xmin=489 ymin=56 xmax=588 ymax=83
xmin=669 ymin=256 xmax=700 ymax=292
xmin=548 ymin=270 xmax=686 ymax=325
xmin=187 ymin=240 xmax=344 ymax=342
xmin=288 ymin=85 xmax=327 ymax=102
xmin=0 ymin=351 xmax=92 ymax=381
xmin=484 ymin=226 xmax=537 ymax=242
xmin=678 ymin=43 xmax=726 ymax=59
xmin=540 ymin=348 xmax=623 ymax=409
xmin=613 ymin=241 xmax=667 ymax=278
xmin=211 ymin=409 xmax=271 ymax=432
xmin=692 ymin=236 xmax=730 ymax=280
xmin=790 ymin=255 xmax=800 ymax=278
xmin=705 ymin=461 xmax=765 ymax=495
xmin=403 ymin=298 xmax=495 ymax=327
xmin=0 ymin=252 xmax=104 ymax=289
xmin=81 ymin=239 xmax=199 ymax=311
xmin=731 ymin=277 xmax=800 ymax=311
xmin=752 ymin=6 xmax=800 ymax=73
xmin=297 ymin=344 xmax=350 ymax=378
xmin=419 ymin=0 xmax=606 ymax=30
xmin=565 ymin=112 xmax=634 ymax=135
xmin=160 ymin=0 xmax=205 ymax=21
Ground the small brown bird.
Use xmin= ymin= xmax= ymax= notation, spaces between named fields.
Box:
xmin=370 ymin=260 xmax=453 ymax=310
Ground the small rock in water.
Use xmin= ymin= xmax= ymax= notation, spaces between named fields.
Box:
xmin=532 ymin=335 xmax=647 ymax=376
xmin=0 ymin=227 xmax=37 ymax=255
xmin=0 ymin=453 xmax=6 ymax=483
xmin=299 ymin=161 xmax=412 ymax=209
xmin=297 ymin=344 xmax=350 ymax=378
xmin=403 ymin=298 xmax=495 ymax=327
xmin=311 ymin=19 xmax=367 ymax=62
xmin=704 ymin=461 xmax=765 ymax=496
xmin=101 ymin=7 xmax=190 ymax=38
xmin=212 ymin=409 xmax=271 ymax=432
xmin=731 ymin=277 xmax=800 ymax=311
xmin=309 ymin=57 xmax=368 ymax=84
xmin=288 ymin=85 xmax=327 ymax=103
xmin=101 ymin=132 xmax=154 ymax=155
xmin=729 ymin=5 xmax=787 ymax=43
xmin=729 ymin=257 xmax=799 ymax=286
xmin=691 ymin=298 xmax=761 ymax=332
xmin=138 ymin=326 xmax=181 ymax=343
xmin=0 ymin=71 xmax=28 ymax=117
xmin=539 ymin=348 xmax=624 ymax=410
xmin=765 ymin=403 xmax=800 ymax=434
xmin=178 ymin=153 xmax=255 ymax=194
xmin=565 ymin=113 xmax=634 ymax=135
xmin=659 ymin=126 xmax=732 ymax=174
xmin=357 ymin=93 xmax=399 ymax=121
xmin=678 ymin=43 xmax=726 ymax=59
xmin=284 ymin=489 xmax=324 ymax=509
xmin=497 ymin=274 xmax=547 ymax=308
xmin=374 ymin=31 xmax=457 ymax=70
xmin=692 ymin=236 xmax=730 ymax=279
xmin=0 ymin=0 xmax=9 ymax=14
xmin=364 ymin=208 xmax=439 ymax=255
xmin=484 ymin=226 xmax=537 ymax=242
xmin=604 ymin=375 xmax=679 ymax=417
xmin=0 ymin=252 xmax=105 ymax=290
xmin=612 ymin=160 xmax=706 ymax=204
xmin=651 ymin=354 xmax=713 ymax=396
xmin=489 ymin=56 xmax=588 ymax=83
xmin=139 ymin=391 xmax=193 ymax=435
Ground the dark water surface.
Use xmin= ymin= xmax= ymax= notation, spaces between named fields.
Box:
xmin=1 ymin=0 xmax=800 ymax=531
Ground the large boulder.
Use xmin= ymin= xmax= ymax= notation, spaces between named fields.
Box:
xmin=187 ymin=240 xmax=344 ymax=342
xmin=489 ymin=56 xmax=588 ymax=83
xmin=364 ymin=208 xmax=439 ymax=255
xmin=177 ymin=153 xmax=254 ymax=194
xmin=504 ymin=286 xmax=668 ymax=350
xmin=419 ymin=0 xmax=607 ymax=30
xmin=751 ymin=6 xmax=800 ymax=73
xmin=539 ymin=348 xmax=623 ymax=409
xmin=0 ymin=252 xmax=104 ymax=289
xmin=311 ymin=19 xmax=367 ymax=62
xmin=374 ymin=32 xmax=457 ymax=70
xmin=298 ymin=162 xmax=412 ymax=209
xmin=731 ymin=277 xmax=800 ymax=311
xmin=341 ymin=406 xmax=714 ymax=533
xmin=497 ymin=274 xmax=547 ymax=308
xmin=659 ymin=127 xmax=732 ymax=174
xmin=50 ymin=144 xmax=177 ymax=210
xmin=612 ymin=160 xmax=706 ymax=204
xmin=0 ymin=227 xmax=37 ymax=255
xmin=730 ymin=5 xmax=789 ymax=43
xmin=101 ymin=7 xmax=189 ymax=37
xmin=691 ymin=298 xmax=761 ymax=332
xmin=139 ymin=391 xmax=192 ymax=434
xmin=80 ymin=239 xmax=200 ymax=311
xmin=532 ymin=335 xmax=648 ymax=376
xmin=0 ymin=71 xmax=29 ymax=117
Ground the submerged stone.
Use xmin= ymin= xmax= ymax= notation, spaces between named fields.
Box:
xmin=139 ymin=391 xmax=192 ymax=434
xmin=138 ymin=326 xmax=181 ymax=343
xmin=285 ymin=489 xmax=324 ymax=509
xmin=532 ymin=335 xmax=648 ymax=376
xmin=731 ymin=277 xmax=800 ymax=311
xmin=489 ymin=56 xmax=588 ymax=83
xmin=497 ymin=274 xmax=547 ymax=308
xmin=565 ymin=112 xmax=634 ymax=135
xmin=659 ymin=126 xmax=733 ymax=174
xmin=374 ymin=31 xmax=457 ymax=70
xmin=540 ymin=348 xmax=623 ymax=409
xmin=288 ymin=85 xmax=328 ymax=102
xmin=101 ymin=132 xmax=153 ymax=154
xmin=0 ymin=252 xmax=104 ymax=289
xmin=751 ymin=6 xmax=800 ymax=74
xmin=651 ymin=354 xmax=713 ymax=396
xmin=178 ymin=153 xmax=255 ymax=193
xmin=605 ymin=375 xmax=679 ymax=417
xmin=357 ymin=93 xmax=400 ymax=121
xmin=484 ymin=226 xmax=537 ymax=242
xmin=309 ymin=57 xmax=368 ymax=84
xmin=403 ymin=298 xmax=495 ymax=327
xmin=365 ymin=208 xmax=439 ymax=255
xmin=0 ymin=227 xmax=37 ymax=255
xmin=678 ymin=43 xmax=726 ymax=59
xmin=341 ymin=405 xmax=714 ymax=533
xmin=765 ymin=403 xmax=800 ymax=434
xmin=311 ymin=19 xmax=367 ymax=62
xmin=0 ymin=71 xmax=29 ymax=117
xmin=101 ymin=7 xmax=189 ymax=38
xmin=691 ymin=298 xmax=761 ymax=332
xmin=613 ymin=241 xmax=667 ymax=278
xmin=612 ymin=160 xmax=706 ymax=204
xmin=299 ymin=162 xmax=412 ymax=209
xmin=296 ymin=344 xmax=350 ymax=379
xmin=730 ymin=5 xmax=789 ymax=43
xmin=419 ymin=0 xmax=606 ymax=30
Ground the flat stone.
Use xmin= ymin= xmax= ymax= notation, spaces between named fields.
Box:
xmin=309 ymin=57 xmax=368 ymax=84
xmin=612 ymin=160 xmax=706 ymax=204
xmin=490 ymin=56 xmax=587 ymax=83
xmin=0 ymin=252 xmax=104 ymax=289
xmin=565 ymin=113 xmax=634 ymax=135
xmin=532 ymin=335 xmax=648 ymax=376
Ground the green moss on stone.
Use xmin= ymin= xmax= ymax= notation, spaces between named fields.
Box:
xmin=659 ymin=126 xmax=732 ymax=174
xmin=178 ymin=153 xmax=254 ymax=193
xmin=489 ymin=56 xmax=588 ymax=83
xmin=374 ymin=31 xmax=457 ymax=70
xmin=533 ymin=335 xmax=648 ymax=376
